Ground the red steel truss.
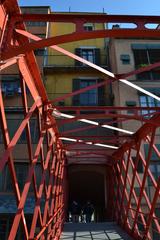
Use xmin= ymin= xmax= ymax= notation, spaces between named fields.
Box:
xmin=1 ymin=0 xmax=160 ymax=239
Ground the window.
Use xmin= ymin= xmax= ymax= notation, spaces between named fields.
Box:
xmin=72 ymin=78 xmax=105 ymax=106
xmin=6 ymin=117 xmax=27 ymax=142
xmin=75 ymin=48 xmax=100 ymax=66
xmin=34 ymin=48 xmax=46 ymax=56
xmin=144 ymin=144 xmax=160 ymax=186
xmin=1 ymin=75 xmax=21 ymax=97
xmin=120 ymin=54 xmax=130 ymax=64
xmin=80 ymin=79 xmax=97 ymax=105
xmin=81 ymin=49 xmax=95 ymax=63
xmin=0 ymin=216 xmax=13 ymax=240
xmin=149 ymin=164 xmax=160 ymax=182
xmin=132 ymin=157 xmax=143 ymax=173
xmin=132 ymin=44 xmax=160 ymax=80
xmin=139 ymin=91 xmax=160 ymax=116
xmin=3 ymin=82 xmax=18 ymax=97
xmin=83 ymin=23 xmax=94 ymax=31
xmin=16 ymin=163 xmax=42 ymax=192
xmin=0 ymin=214 xmax=33 ymax=239
xmin=148 ymin=162 xmax=160 ymax=186
xmin=0 ymin=164 xmax=28 ymax=192
xmin=30 ymin=119 xmax=39 ymax=143
xmin=0 ymin=217 xmax=8 ymax=239
xmin=0 ymin=163 xmax=42 ymax=192
xmin=0 ymin=164 xmax=12 ymax=192
xmin=5 ymin=115 xmax=38 ymax=144
xmin=15 ymin=164 xmax=28 ymax=191
xmin=144 ymin=144 xmax=160 ymax=161
xmin=152 ymin=208 xmax=160 ymax=240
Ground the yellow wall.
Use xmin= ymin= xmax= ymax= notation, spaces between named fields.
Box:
xmin=47 ymin=13 xmax=106 ymax=66
xmin=46 ymin=72 xmax=107 ymax=105
xmin=45 ymin=12 xmax=108 ymax=105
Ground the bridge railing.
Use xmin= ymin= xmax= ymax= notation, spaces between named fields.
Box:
xmin=0 ymin=2 xmax=67 ymax=240
xmin=113 ymin=123 xmax=160 ymax=239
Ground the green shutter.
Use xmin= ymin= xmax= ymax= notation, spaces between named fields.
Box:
xmin=98 ymin=79 xmax=105 ymax=106
xmin=72 ymin=79 xmax=80 ymax=106
xmin=94 ymin=48 xmax=100 ymax=65
xmin=75 ymin=48 xmax=81 ymax=66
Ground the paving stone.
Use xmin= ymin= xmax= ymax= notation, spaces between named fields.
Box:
xmin=60 ymin=222 xmax=133 ymax=240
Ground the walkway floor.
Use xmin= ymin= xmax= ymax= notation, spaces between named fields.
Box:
xmin=60 ymin=222 xmax=133 ymax=240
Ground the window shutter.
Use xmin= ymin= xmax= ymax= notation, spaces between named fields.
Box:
xmin=98 ymin=79 xmax=105 ymax=106
xmin=75 ymin=48 xmax=81 ymax=66
xmin=72 ymin=79 xmax=80 ymax=106
xmin=95 ymin=48 xmax=100 ymax=65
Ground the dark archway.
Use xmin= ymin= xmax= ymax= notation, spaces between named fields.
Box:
xmin=68 ymin=168 xmax=106 ymax=222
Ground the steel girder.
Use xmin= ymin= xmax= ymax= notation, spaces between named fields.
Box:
xmin=1 ymin=0 xmax=160 ymax=239
xmin=0 ymin=1 xmax=66 ymax=240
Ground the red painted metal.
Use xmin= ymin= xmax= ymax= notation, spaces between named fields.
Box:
xmin=0 ymin=2 xmax=66 ymax=240
xmin=1 ymin=0 xmax=160 ymax=239
xmin=2 ymin=13 xmax=160 ymax=60
xmin=14 ymin=13 xmax=160 ymax=23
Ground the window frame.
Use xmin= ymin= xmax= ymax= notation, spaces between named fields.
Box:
xmin=83 ymin=23 xmax=94 ymax=31
xmin=132 ymin=46 xmax=160 ymax=80
xmin=81 ymin=48 xmax=96 ymax=64
xmin=79 ymin=78 xmax=98 ymax=106
xmin=75 ymin=47 xmax=100 ymax=66
xmin=148 ymin=162 xmax=160 ymax=187
xmin=139 ymin=90 xmax=160 ymax=117
xmin=72 ymin=78 xmax=105 ymax=106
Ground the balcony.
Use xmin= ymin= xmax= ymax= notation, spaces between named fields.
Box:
xmin=47 ymin=89 xmax=108 ymax=106
xmin=136 ymin=68 xmax=160 ymax=81
xmin=43 ymin=54 xmax=109 ymax=74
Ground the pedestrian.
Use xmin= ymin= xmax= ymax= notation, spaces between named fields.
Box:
xmin=83 ymin=201 xmax=94 ymax=223
xmin=70 ymin=200 xmax=81 ymax=223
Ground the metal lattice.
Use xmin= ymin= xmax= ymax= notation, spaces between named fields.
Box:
xmin=1 ymin=0 xmax=160 ymax=239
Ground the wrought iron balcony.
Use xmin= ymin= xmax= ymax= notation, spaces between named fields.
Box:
xmin=43 ymin=54 xmax=109 ymax=73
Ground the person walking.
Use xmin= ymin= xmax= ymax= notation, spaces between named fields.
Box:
xmin=70 ymin=200 xmax=81 ymax=223
xmin=83 ymin=201 xmax=94 ymax=223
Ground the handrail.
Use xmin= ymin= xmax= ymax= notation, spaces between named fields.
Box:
xmin=35 ymin=204 xmax=65 ymax=240
xmin=128 ymin=207 xmax=160 ymax=221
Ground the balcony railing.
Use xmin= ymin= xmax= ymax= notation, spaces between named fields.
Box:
xmin=47 ymin=92 xmax=107 ymax=106
xmin=43 ymin=54 xmax=109 ymax=68
xmin=136 ymin=70 xmax=160 ymax=81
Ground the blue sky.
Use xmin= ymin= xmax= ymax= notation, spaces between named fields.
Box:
xmin=18 ymin=0 xmax=160 ymax=15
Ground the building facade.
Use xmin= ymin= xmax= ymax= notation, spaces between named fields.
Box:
xmin=44 ymin=11 xmax=114 ymax=221
xmin=109 ymin=35 xmax=160 ymax=239
xmin=1 ymin=6 xmax=160 ymax=239
xmin=0 ymin=6 xmax=50 ymax=239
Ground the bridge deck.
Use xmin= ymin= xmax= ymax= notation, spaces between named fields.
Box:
xmin=60 ymin=222 xmax=133 ymax=240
